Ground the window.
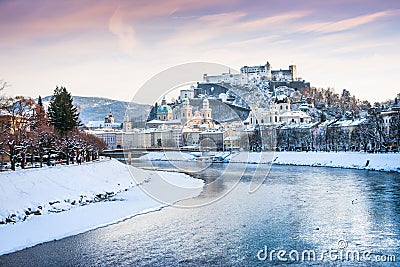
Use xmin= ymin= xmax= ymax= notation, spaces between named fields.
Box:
xmin=280 ymin=105 xmax=283 ymax=110
xmin=286 ymin=106 xmax=288 ymax=110
xmin=261 ymin=119 xmax=264 ymax=123
xmin=275 ymin=116 xmax=277 ymax=123
xmin=300 ymin=118 xmax=304 ymax=123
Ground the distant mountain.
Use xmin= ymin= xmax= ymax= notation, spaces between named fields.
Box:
xmin=41 ymin=96 xmax=151 ymax=125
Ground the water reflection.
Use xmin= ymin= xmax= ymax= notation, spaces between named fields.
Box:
xmin=0 ymin=165 xmax=398 ymax=266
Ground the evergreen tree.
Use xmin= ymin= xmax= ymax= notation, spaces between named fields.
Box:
xmin=32 ymin=95 xmax=48 ymax=130
xmin=48 ymin=86 xmax=80 ymax=135
xmin=37 ymin=95 xmax=44 ymax=112
xmin=249 ymin=125 xmax=262 ymax=152
xmin=320 ymin=112 xmax=327 ymax=122
xmin=147 ymin=102 xmax=158 ymax=121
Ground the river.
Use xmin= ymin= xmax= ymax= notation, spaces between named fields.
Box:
xmin=0 ymin=163 xmax=399 ymax=266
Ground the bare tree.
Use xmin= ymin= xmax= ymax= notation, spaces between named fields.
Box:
xmin=3 ymin=97 xmax=35 ymax=170
xmin=389 ymin=110 xmax=400 ymax=151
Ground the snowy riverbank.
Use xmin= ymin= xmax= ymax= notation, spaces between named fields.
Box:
xmin=272 ymin=151 xmax=400 ymax=172
xmin=0 ymin=159 xmax=204 ymax=255
xmin=232 ymin=151 xmax=400 ymax=172
xmin=137 ymin=151 xmax=400 ymax=173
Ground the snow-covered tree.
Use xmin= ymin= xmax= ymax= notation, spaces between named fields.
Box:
xmin=2 ymin=96 xmax=35 ymax=170
xmin=389 ymin=111 xmax=400 ymax=151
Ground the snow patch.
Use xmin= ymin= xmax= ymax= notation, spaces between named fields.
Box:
xmin=230 ymin=151 xmax=400 ymax=172
xmin=0 ymin=159 xmax=204 ymax=255
xmin=137 ymin=151 xmax=197 ymax=161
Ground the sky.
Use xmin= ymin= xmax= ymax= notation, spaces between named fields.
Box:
xmin=0 ymin=0 xmax=399 ymax=104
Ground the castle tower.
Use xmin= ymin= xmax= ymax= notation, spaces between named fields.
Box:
xmin=265 ymin=61 xmax=272 ymax=80
xmin=289 ymin=65 xmax=297 ymax=81
xmin=180 ymin=98 xmax=192 ymax=125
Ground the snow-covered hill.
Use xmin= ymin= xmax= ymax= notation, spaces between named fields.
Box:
xmin=41 ymin=96 xmax=151 ymax=125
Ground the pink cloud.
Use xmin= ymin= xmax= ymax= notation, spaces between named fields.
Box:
xmin=198 ymin=11 xmax=246 ymax=25
xmin=299 ymin=9 xmax=400 ymax=34
xmin=108 ymin=6 xmax=137 ymax=55
xmin=0 ymin=2 xmax=113 ymax=46
xmin=0 ymin=0 xmax=239 ymax=46
xmin=162 ymin=10 xmax=312 ymax=48
xmin=236 ymin=10 xmax=311 ymax=29
xmin=226 ymin=35 xmax=280 ymax=47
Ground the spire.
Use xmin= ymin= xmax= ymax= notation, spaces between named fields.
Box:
xmin=108 ymin=108 xmax=114 ymax=123
xmin=161 ymin=96 xmax=167 ymax=105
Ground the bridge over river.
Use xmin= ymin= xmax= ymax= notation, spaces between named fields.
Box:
xmin=101 ymin=147 xmax=198 ymax=160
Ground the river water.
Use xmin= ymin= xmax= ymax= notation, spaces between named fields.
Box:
xmin=0 ymin=163 xmax=399 ymax=266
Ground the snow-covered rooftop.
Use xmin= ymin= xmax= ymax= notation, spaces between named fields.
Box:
xmin=332 ymin=118 xmax=368 ymax=127
xmin=280 ymin=110 xmax=311 ymax=118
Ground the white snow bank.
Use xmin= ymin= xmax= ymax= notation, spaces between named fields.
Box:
xmin=139 ymin=151 xmax=400 ymax=173
xmin=230 ymin=151 xmax=400 ymax=172
xmin=0 ymin=160 xmax=132 ymax=222
xmin=137 ymin=151 xmax=196 ymax=161
xmin=0 ymin=159 xmax=204 ymax=255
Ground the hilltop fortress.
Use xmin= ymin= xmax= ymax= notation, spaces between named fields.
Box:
xmin=203 ymin=61 xmax=309 ymax=90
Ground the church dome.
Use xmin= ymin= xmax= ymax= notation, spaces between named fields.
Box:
xmin=157 ymin=104 xmax=172 ymax=114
